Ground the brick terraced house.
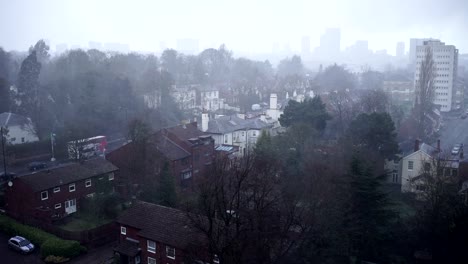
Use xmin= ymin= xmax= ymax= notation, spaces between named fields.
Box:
xmin=114 ymin=201 xmax=215 ymax=264
xmin=4 ymin=158 xmax=118 ymax=223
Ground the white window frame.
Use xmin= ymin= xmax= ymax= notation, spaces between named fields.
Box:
xmin=121 ymin=226 xmax=126 ymax=235
xmin=53 ymin=187 xmax=60 ymax=193
xmin=408 ymin=161 xmax=414 ymax=171
xmin=85 ymin=179 xmax=92 ymax=187
xmin=41 ymin=191 xmax=48 ymax=200
xmin=147 ymin=240 xmax=156 ymax=253
xmin=135 ymin=255 xmax=141 ymax=264
xmin=147 ymin=257 xmax=156 ymax=264
xmin=69 ymin=183 xmax=76 ymax=192
xmin=108 ymin=173 xmax=114 ymax=181
xmin=54 ymin=203 xmax=61 ymax=209
xmin=213 ymin=254 xmax=220 ymax=264
xmin=166 ymin=246 xmax=175 ymax=259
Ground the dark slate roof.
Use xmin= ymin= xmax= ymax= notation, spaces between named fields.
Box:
xmin=114 ymin=240 xmax=140 ymax=257
xmin=19 ymin=158 xmax=118 ymax=192
xmin=165 ymin=123 xmax=206 ymax=142
xmin=206 ymin=115 xmax=272 ymax=134
xmin=152 ymin=136 xmax=190 ymax=161
xmin=117 ymin=202 xmax=207 ymax=249
xmin=0 ymin=112 xmax=30 ymax=127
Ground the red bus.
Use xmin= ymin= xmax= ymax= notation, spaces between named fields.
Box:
xmin=67 ymin=135 xmax=107 ymax=160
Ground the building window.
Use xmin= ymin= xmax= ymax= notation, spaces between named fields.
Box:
xmin=21 ymin=137 xmax=25 ymax=143
xmin=166 ymin=246 xmax=175 ymax=259
xmin=85 ymin=179 xmax=92 ymax=187
xmin=54 ymin=203 xmax=61 ymax=209
xmin=252 ymin=131 xmax=257 ymax=137
xmin=69 ymin=183 xmax=76 ymax=192
xmin=41 ymin=191 xmax=48 ymax=200
xmin=108 ymin=173 xmax=114 ymax=181
xmin=408 ymin=161 xmax=414 ymax=170
xmin=392 ymin=172 xmax=398 ymax=183
xmin=181 ymin=171 xmax=192 ymax=180
xmin=135 ymin=255 xmax=140 ymax=264
xmin=147 ymin=257 xmax=156 ymax=264
xmin=147 ymin=240 xmax=156 ymax=253
xmin=53 ymin=187 xmax=60 ymax=193
xmin=121 ymin=226 xmax=126 ymax=235
xmin=213 ymin=254 xmax=220 ymax=264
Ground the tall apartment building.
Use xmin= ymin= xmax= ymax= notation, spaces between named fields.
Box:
xmin=414 ymin=40 xmax=459 ymax=112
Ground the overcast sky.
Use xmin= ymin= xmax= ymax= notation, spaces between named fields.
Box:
xmin=1 ymin=0 xmax=467 ymax=55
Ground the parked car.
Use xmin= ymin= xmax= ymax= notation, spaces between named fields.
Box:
xmin=28 ymin=161 xmax=47 ymax=171
xmin=0 ymin=172 xmax=16 ymax=181
xmin=8 ymin=236 xmax=35 ymax=254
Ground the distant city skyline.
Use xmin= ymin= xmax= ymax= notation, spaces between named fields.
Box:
xmin=1 ymin=0 xmax=467 ymax=56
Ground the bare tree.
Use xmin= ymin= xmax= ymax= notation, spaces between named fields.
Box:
xmin=186 ymin=154 xmax=305 ymax=264
xmin=414 ymin=47 xmax=436 ymax=140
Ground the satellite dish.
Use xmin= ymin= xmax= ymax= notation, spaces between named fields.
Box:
xmin=8 ymin=181 xmax=13 ymax=187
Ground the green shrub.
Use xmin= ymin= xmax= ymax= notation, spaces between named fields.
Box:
xmin=0 ymin=215 xmax=85 ymax=259
xmin=44 ymin=255 xmax=70 ymax=263
xmin=41 ymin=238 xmax=84 ymax=259
xmin=0 ymin=215 xmax=56 ymax=245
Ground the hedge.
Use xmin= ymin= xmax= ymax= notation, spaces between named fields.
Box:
xmin=41 ymin=238 xmax=86 ymax=259
xmin=0 ymin=214 xmax=86 ymax=258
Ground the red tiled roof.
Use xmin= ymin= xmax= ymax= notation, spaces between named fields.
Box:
xmin=117 ymin=202 xmax=207 ymax=249
xmin=19 ymin=158 xmax=118 ymax=192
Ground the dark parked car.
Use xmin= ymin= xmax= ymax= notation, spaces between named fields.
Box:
xmin=28 ymin=161 xmax=47 ymax=171
xmin=0 ymin=172 xmax=16 ymax=180
xmin=8 ymin=236 xmax=35 ymax=254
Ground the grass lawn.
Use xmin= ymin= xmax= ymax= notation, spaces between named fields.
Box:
xmin=58 ymin=215 xmax=112 ymax=232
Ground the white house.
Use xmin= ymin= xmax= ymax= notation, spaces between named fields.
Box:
xmin=200 ymin=113 xmax=272 ymax=156
xmin=197 ymin=86 xmax=224 ymax=111
xmin=0 ymin=112 xmax=39 ymax=145
xmin=171 ymin=85 xmax=197 ymax=110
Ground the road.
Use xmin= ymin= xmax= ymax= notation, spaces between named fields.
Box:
xmin=4 ymin=136 xmax=127 ymax=176
xmin=439 ymin=114 xmax=468 ymax=153
xmin=0 ymin=232 xmax=42 ymax=264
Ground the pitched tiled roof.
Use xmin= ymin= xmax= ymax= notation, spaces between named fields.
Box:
xmin=206 ymin=115 xmax=272 ymax=134
xmin=19 ymin=158 xmax=118 ymax=192
xmin=114 ymin=239 xmax=140 ymax=257
xmin=0 ymin=112 xmax=31 ymax=127
xmin=152 ymin=136 xmax=190 ymax=161
xmin=117 ymin=202 xmax=207 ymax=249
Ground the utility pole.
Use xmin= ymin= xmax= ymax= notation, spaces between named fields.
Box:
xmin=1 ymin=127 xmax=7 ymax=176
xmin=50 ymin=133 xmax=56 ymax=162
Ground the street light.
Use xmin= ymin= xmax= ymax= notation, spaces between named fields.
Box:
xmin=1 ymin=127 xmax=7 ymax=177
xmin=50 ymin=133 xmax=56 ymax=162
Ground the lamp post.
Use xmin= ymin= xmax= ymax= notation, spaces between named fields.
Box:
xmin=50 ymin=133 xmax=56 ymax=162
xmin=1 ymin=127 xmax=7 ymax=176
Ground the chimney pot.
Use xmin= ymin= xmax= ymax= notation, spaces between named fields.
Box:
xmin=437 ymin=139 xmax=441 ymax=151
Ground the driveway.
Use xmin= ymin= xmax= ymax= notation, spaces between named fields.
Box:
xmin=0 ymin=232 xmax=43 ymax=264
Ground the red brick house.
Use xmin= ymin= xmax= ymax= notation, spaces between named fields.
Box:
xmin=4 ymin=158 xmax=118 ymax=223
xmin=114 ymin=201 xmax=214 ymax=264
xmin=107 ymin=122 xmax=215 ymax=195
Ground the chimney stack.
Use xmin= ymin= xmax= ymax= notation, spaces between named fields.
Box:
xmin=270 ymin=93 xmax=277 ymax=110
xmin=201 ymin=112 xmax=209 ymax=132
xmin=437 ymin=139 xmax=441 ymax=152
xmin=414 ymin=139 xmax=420 ymax=152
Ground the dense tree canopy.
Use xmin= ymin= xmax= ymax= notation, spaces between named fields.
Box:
xmin=279 ymin=96 xmax=331 ymax=133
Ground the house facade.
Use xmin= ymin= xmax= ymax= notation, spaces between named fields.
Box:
xmin=107 ymin=122 xmax=215 ymax=193
xmin=0 ymin=112 xmax=39 ymax=145
xmin=4 ymin=158 xmax=118 ymax=223
xmin=171 ymin=85 xmax=197 ymax=111
xmin=400 ymin=140 xmax=459 ymax=193
xmin=200 ymin=114 xmax=273 ymax=156
xmin=115 ymin=202 xmax=212 ymax=264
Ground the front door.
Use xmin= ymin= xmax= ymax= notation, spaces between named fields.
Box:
xmin=65 ymin=199 xmax=77 ymax=214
